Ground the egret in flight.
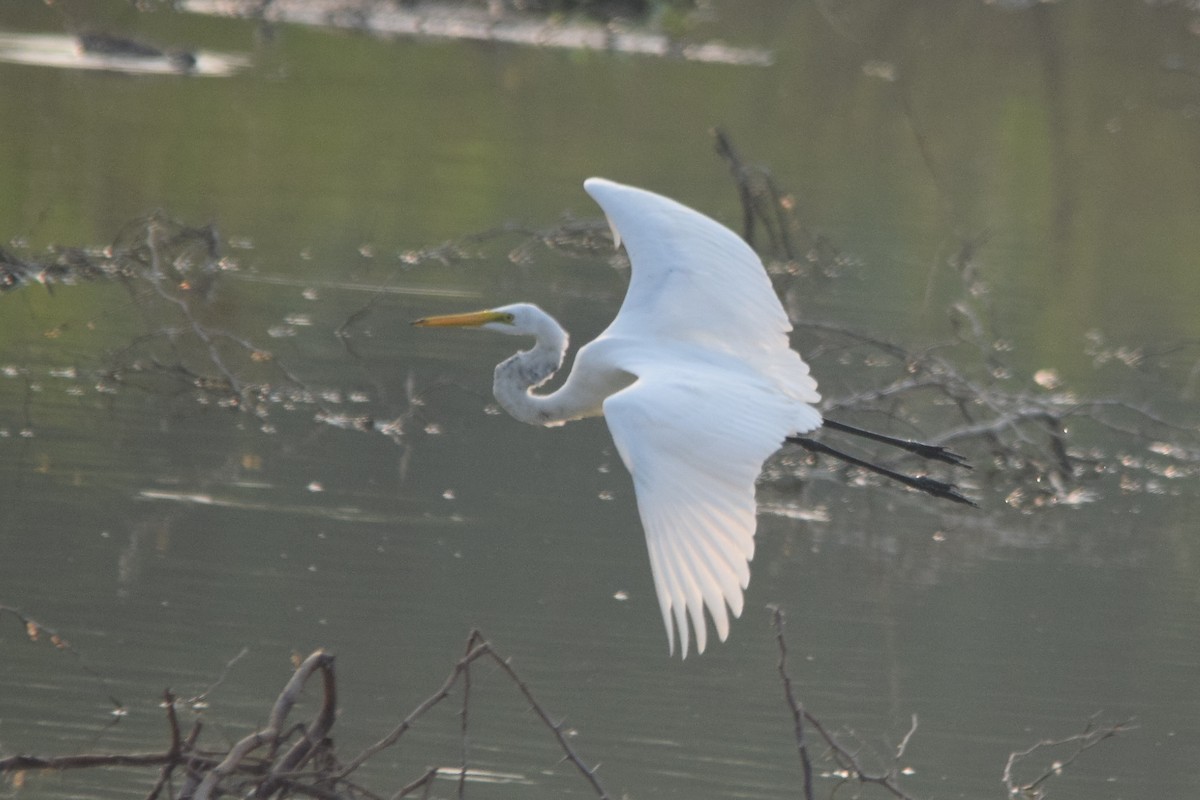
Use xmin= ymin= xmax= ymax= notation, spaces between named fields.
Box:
xmin=415 ymin=178 xmax=970 ymax=657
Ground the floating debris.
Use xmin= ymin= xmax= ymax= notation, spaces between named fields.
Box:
xmin=1 ymin=211 xmax=225 ymax=292
xmin=77 ymin=31 xmax=198 ymax=71
xmin=0 ymin=31 xmax=250 ymax=76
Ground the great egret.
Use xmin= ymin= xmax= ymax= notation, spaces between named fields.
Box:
xmin=414 ymin=177 xmax=969 ymax=657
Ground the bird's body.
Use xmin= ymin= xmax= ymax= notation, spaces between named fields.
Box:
xmin=416 ymin=178 xmax=823 ymax=657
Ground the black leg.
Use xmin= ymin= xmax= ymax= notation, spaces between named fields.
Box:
xmin=787 ymin=435 xmax=979 ymax=508
xmin=821 ymin=418 xmax=971 ymax=468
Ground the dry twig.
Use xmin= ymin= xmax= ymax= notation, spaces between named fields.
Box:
xmin=1 ymin=631 xmax=608 ymax=800
xmin=771 ymin=606 xmax=917 ymax=800
xmin=1002 ymin=716 xmax=1135 ymax=799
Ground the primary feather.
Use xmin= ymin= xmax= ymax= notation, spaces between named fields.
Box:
xmin=585 ymin=178 xmax=820 ymax=655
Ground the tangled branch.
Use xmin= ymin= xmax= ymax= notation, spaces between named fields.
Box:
xmin=711 ymin=132 xmax=1199 ymax=509
xmin=0 ymin=632 xmax=607 ymax=800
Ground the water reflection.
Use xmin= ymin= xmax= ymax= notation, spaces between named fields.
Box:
xmin=182 ymin=0 xmax=774 ymax=66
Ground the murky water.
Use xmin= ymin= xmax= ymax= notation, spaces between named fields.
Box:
xmin=2 ymin=1 xmax=1198 ymax=798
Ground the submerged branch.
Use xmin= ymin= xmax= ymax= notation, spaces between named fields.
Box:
xmin=711 ymin=130 xmax=1199 ymax=509
xmin=2 ymin=632 xmax=607 ymax=800
xmin=770 ymin=607 xmax=815 ymax=800
xmin=1002 ymin=716 xmax=1136 ymax=799
xmin=770 ymin=607 xmax=916 ymax=800
xmin=1 ymin=618 xmax=1138 ymax=800
xmin=341 ymin=631 xmax=608 ymax=798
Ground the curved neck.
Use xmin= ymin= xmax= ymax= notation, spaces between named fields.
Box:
xmin=492 ymin=316 xmax=571 ymax=426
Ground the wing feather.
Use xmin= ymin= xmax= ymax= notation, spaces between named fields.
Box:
xmin=584 ymin=177 xmax=825 ymax=656
xmin=584 ymin=177 xmax=821 ymax=409
xmin=672 ymin=509 xmax=733 ymax=641
xmin=604 ymin=361 xmax=805 ymax=656
xmin=644 ymin=524 xmax=682 ymax=653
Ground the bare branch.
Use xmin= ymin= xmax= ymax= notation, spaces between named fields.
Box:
xmin=190 ymin=649 xmax=335 ymax=800
xmin=770 ymin=607 xmax=917 ymax=800
xmin=391 ymin=766 xmax=440 ymax=800
xmin=254 ymin=652 xmax=339 ymax=797
xmin=458 ymin=630 xmax=485 ymax=800
xmin=1002 ymin=716 xmax=1136 ymax=799
xmin=0 ymin=605 xmax=125 ymax=712
xmin=478 ymin=645 xmax=609 ymax=799
xmin=186 ymin=647 xmax=250 ymax=707
xmin=341 ymin=632 xmax=609 ymax=800
xmin=769 ymin=606 xmax=815 ymax=800
xmin=338 ymin=642 xmax=491 ymax=776
xmin=895 ymin=715 xmax=919 ymax=760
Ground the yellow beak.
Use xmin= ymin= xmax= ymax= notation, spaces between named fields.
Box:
xmin=412 ymin=310 xmax=507 ymax=328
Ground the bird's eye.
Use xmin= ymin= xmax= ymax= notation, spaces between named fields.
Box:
xmin=499 ymin=313 xmax=515 ymax=324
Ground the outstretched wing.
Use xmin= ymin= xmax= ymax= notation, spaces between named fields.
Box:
xmin=584 ymin=177 xmax=819 ymax=406
xmin=603 ymin=357 xmax=819 ymax=657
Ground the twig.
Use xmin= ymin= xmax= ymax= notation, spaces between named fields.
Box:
xmin=480 ymin=647 xmax=609 ymax=799
xmin=2 ymin=627 xmax=608 ymax=799
xmin=770 ymin=607 xmax=917 ymax=800
xmin=144 ymin=690 xmax=185 ymax=800
xmin=254 ymin=652 xmax=339 ymax=797
xmin=458 ymin=630 xmax=484 ymax=800
xmin=0 ymin=605 xmax=125 ymax=711
xmin=340 ymin=633 xmax=609 ymax=799
xmin=190 ymin=649 xmax=334 ymax=800
xmin=186 ymin=646 xmax=250 ymax=707
xmin=392 ymin=766 xmax=440 ymax=800
xmin=1002 ymin=716 xmax=1135 ymax=799
xmin=895 ymin=715 xmax=918 ymax=760
xmin=769 ymin=606 xmax=814 ymax=800
xmin=713 ymin=127 xmax=798 ymax=260
xmin=1 ymin=751 xmax=182 ymax=772
xmin=339 ymin=642 xmax=492 ymax=777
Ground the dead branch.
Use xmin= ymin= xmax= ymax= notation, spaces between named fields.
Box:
xmin=392 ymin=766 xmax=440 ymax=800
xmin=339 ymin=631 xmax=609 ymax=799
xmin=1 ymin=619 xmax=1141 ymax=800
xmin=713 ymin=127 xmax=798 ymax=260
xmin=189 ymin=649 xmax=336 ymax=800
xmin=337 ymin=641 xmax=493 ymax=776
xmin=146 ymin=693 xmax=193 ymax=800
xmin=0 ymin=751 xmax=180 ymax=772
xmin=186 ymin=646 xmax=250 ymax=708
xmin=0 ymin=605 xmax=125 ymax=712
xmin=770 ymin=606 xmax=816 ymax=800
xmin=2 ymin=632 xmax=608 ymax=798
xmin=458 ymin=630 xmax=482 ymax=800
xmin=484 ymin=641 xmax=609 ymax=799
xmin=1 ymin=212 xmax=347 ymax=431
xmin=771 ymin=606 xmax=917 ymax=800
xmin=894 ymin=715 xmax=918 ymax=760
xmin=1002 ymin=716 xmax=1136 ymax=799
xmin=712 ymin=130 xmax=1200 ymax=509
xmin=253 ymin=651 xmax=339 ymax=798
xmin=9 ymin=151 xmax=1194 ymax=508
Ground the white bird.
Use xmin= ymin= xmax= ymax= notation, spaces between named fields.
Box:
xmin=415 ymin=177 xmax=968 ymax=657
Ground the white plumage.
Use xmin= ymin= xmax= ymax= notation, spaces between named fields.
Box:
xmin=414 ymin=178 xmax=822 ymax=656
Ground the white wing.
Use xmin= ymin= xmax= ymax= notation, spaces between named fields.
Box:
xmin=584 ymin=177 xmax=820 ymax=407
xmin=583 ymin=177 xmax=824 ymax=656
xmin=603 ymin=356 xmax=815 ymax=657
